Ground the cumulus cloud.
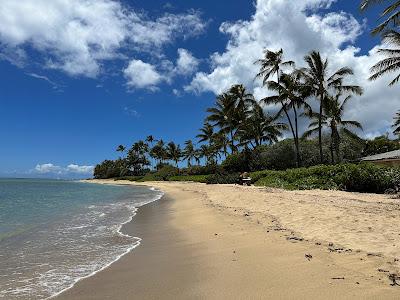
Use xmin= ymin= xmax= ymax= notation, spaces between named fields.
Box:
xmin=186 ymin=0 xmax=400 ymax=137
xmin=0 ymin=0 xmax=206 ymax=77
xmin=175 ymin=48 xmax=199 ymax=75
xmin=123 ymin=48 xmax=199 ymax=90
xmin=124 ymin=59 xmax=163 ymax=90
xmin=34 ymin=163 xmax=94 ymax=175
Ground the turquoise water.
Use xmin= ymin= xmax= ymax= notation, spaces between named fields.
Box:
xmin=0 ymin=179 xmax=163 ymax=299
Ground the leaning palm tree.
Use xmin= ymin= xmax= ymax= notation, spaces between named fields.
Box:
xmin=304 ymin=93 xmax=363 ymax=164
xmin=263 ymin=71 xmax=311 ymax=166
xmin=255 ymin=49 xmax=297 ymax=156
xmin=393 ymin=110 xmax=400 ymax=136
xmin=360 ymin=1 xmax=400 ymax=85
xmin=301 ymin=51 xmax=363 ymax=163
xmin=360 ymin=0 xmax=400 ymax=35
xmin=183 ymin=140 xmax=196 ymax=167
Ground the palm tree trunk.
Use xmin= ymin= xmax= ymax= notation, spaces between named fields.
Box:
xmin=230 ymin=130 xmax=235 ymax=154
xmin=282 ymin=105 xmax=298 ymax=166
xmin=293 ymin=106 xmax=301 ymax=167
xmin=318 ymin=92 xmax=324 ymax=164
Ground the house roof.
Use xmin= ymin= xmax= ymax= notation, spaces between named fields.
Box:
xmin=361 ymin=149 xmax=400 ymax=162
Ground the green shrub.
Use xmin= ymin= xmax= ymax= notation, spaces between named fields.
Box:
xmin=206 ymin=173 xmax=240 ymax=184
xmin=253 ymin=163 xmax=400 ymax=194
xmin=114 ymin=176 xmax=144 ymax=182
xmin=169 ymin=175 xmax=209 ymax=183
xmin=137 ymin=173 xmax=159 ymax=182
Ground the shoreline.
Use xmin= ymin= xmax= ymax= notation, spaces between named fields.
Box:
xmin=56 ymin=180 xmax=400 ymax=299
xmin=49 ymin=183 xmax=164 ymax=299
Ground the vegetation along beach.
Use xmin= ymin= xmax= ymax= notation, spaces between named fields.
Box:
xmin=1 ymin=0 xmax=400 ymax=299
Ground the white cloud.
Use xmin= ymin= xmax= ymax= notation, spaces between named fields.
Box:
xmin=0 ymin=0 xmax=206 ymax=77
xmin=34 ymin=163 xmax=94 ymax=175
xmin=175 ymin=48 xmax=199 ymax=75
xmin=66 ymin=164 xmax=95 ymax=174
xmin=186 ymin=0 xmax=400 ymax=137
xmin=124 ymin=59 xmax=163 ymax=90
xmin=35 ymin=163 xmax=63 ymax=174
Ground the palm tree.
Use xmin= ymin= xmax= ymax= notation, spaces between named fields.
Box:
xmin=255 ymin=49 xmax=295 ymax=86
xmin=166 ymin=142 xmax=182 ymax=167
xmin=301 ymin=51 xmax=363 ymax=163
xmin=196 ymin=122 xmax=214 ymax=145
xmin=206 ymin=93 xmax=238 ymax=153
xmin=146 ymin=135 xmax=155 ymax=144
xmin=238 ymin=102 xmax=287 ymax=148
xmin=360 ymin=1 xmax=400 ymax=85
xmin=199 ymin=144 xmax=211 ymax=165
xmin=145 ymin=136 xmax=156 ymax=169
xmin=304 ymin=93 xmax=363 ymax=163
xmin=151 ymin=139 xmax=166 ymax=166
xmin=393 ymin=110 xmax=400 ymax=136
xmin=116 ymin=145 xmax=126 ymax=158
xmin=263 ymin=72 xmax=311 ymax=166
xmin=206 ymin=85 xmax=255 ymax=153
xmin=360 ymin=0 xmax=400 ymax=35
xmin=369 ymin=31 xmax=400 ymax=85
xmin=183 ymin=140 xmax=196 ymax=167
xmin=211 ymin=132 xmax=230 ymax=159
xmin=229 ymin=84 xmax=255 ymax=112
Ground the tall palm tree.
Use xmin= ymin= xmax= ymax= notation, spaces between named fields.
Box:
xmin=255 ymin=48 xmax=295 ymax=86
xmin=263 ymin=72 xmax=311 ymax=166
xmin=304 ymin=93 xmax=363 ymax=163
xmin=183 ymin=140 xmax=196 ymax=167
xmin=238 ymin=102 xmax=287 ymax=148
xmin=393 ymin=110 xmax=400 ymax=136
xmin=360 ymin=0 xmax=400 ymax=35
xmin=166 ymin=142 xmax=182 ymax=167
xmin=145 ymin=136 xmax=156 ymax=169
xmin=196 ymin=122 xmax=214 ymax=145
xmin=301 ymin=51 xmax=363 ymax=163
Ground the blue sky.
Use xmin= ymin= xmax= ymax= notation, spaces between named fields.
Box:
xmin=0 ymin=0 xmax=398 ymax=178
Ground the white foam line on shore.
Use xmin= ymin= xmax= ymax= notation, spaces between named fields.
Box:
xmin=47 ymin=186 xmax=164 ymax=300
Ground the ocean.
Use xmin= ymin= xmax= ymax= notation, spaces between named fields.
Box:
xmin=0 ymin=179 xmax=163 ymax=299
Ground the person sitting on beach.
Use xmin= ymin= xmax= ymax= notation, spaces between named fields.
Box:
xmin=239 ymin=172 xmax=252 ymax=186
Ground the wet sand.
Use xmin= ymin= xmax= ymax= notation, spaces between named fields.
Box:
xmin=57 ymin=181 xmax=400 ymax=299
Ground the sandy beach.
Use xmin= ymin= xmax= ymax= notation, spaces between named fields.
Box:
xmin=57 ymin=181 xmax=400 ymax=299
